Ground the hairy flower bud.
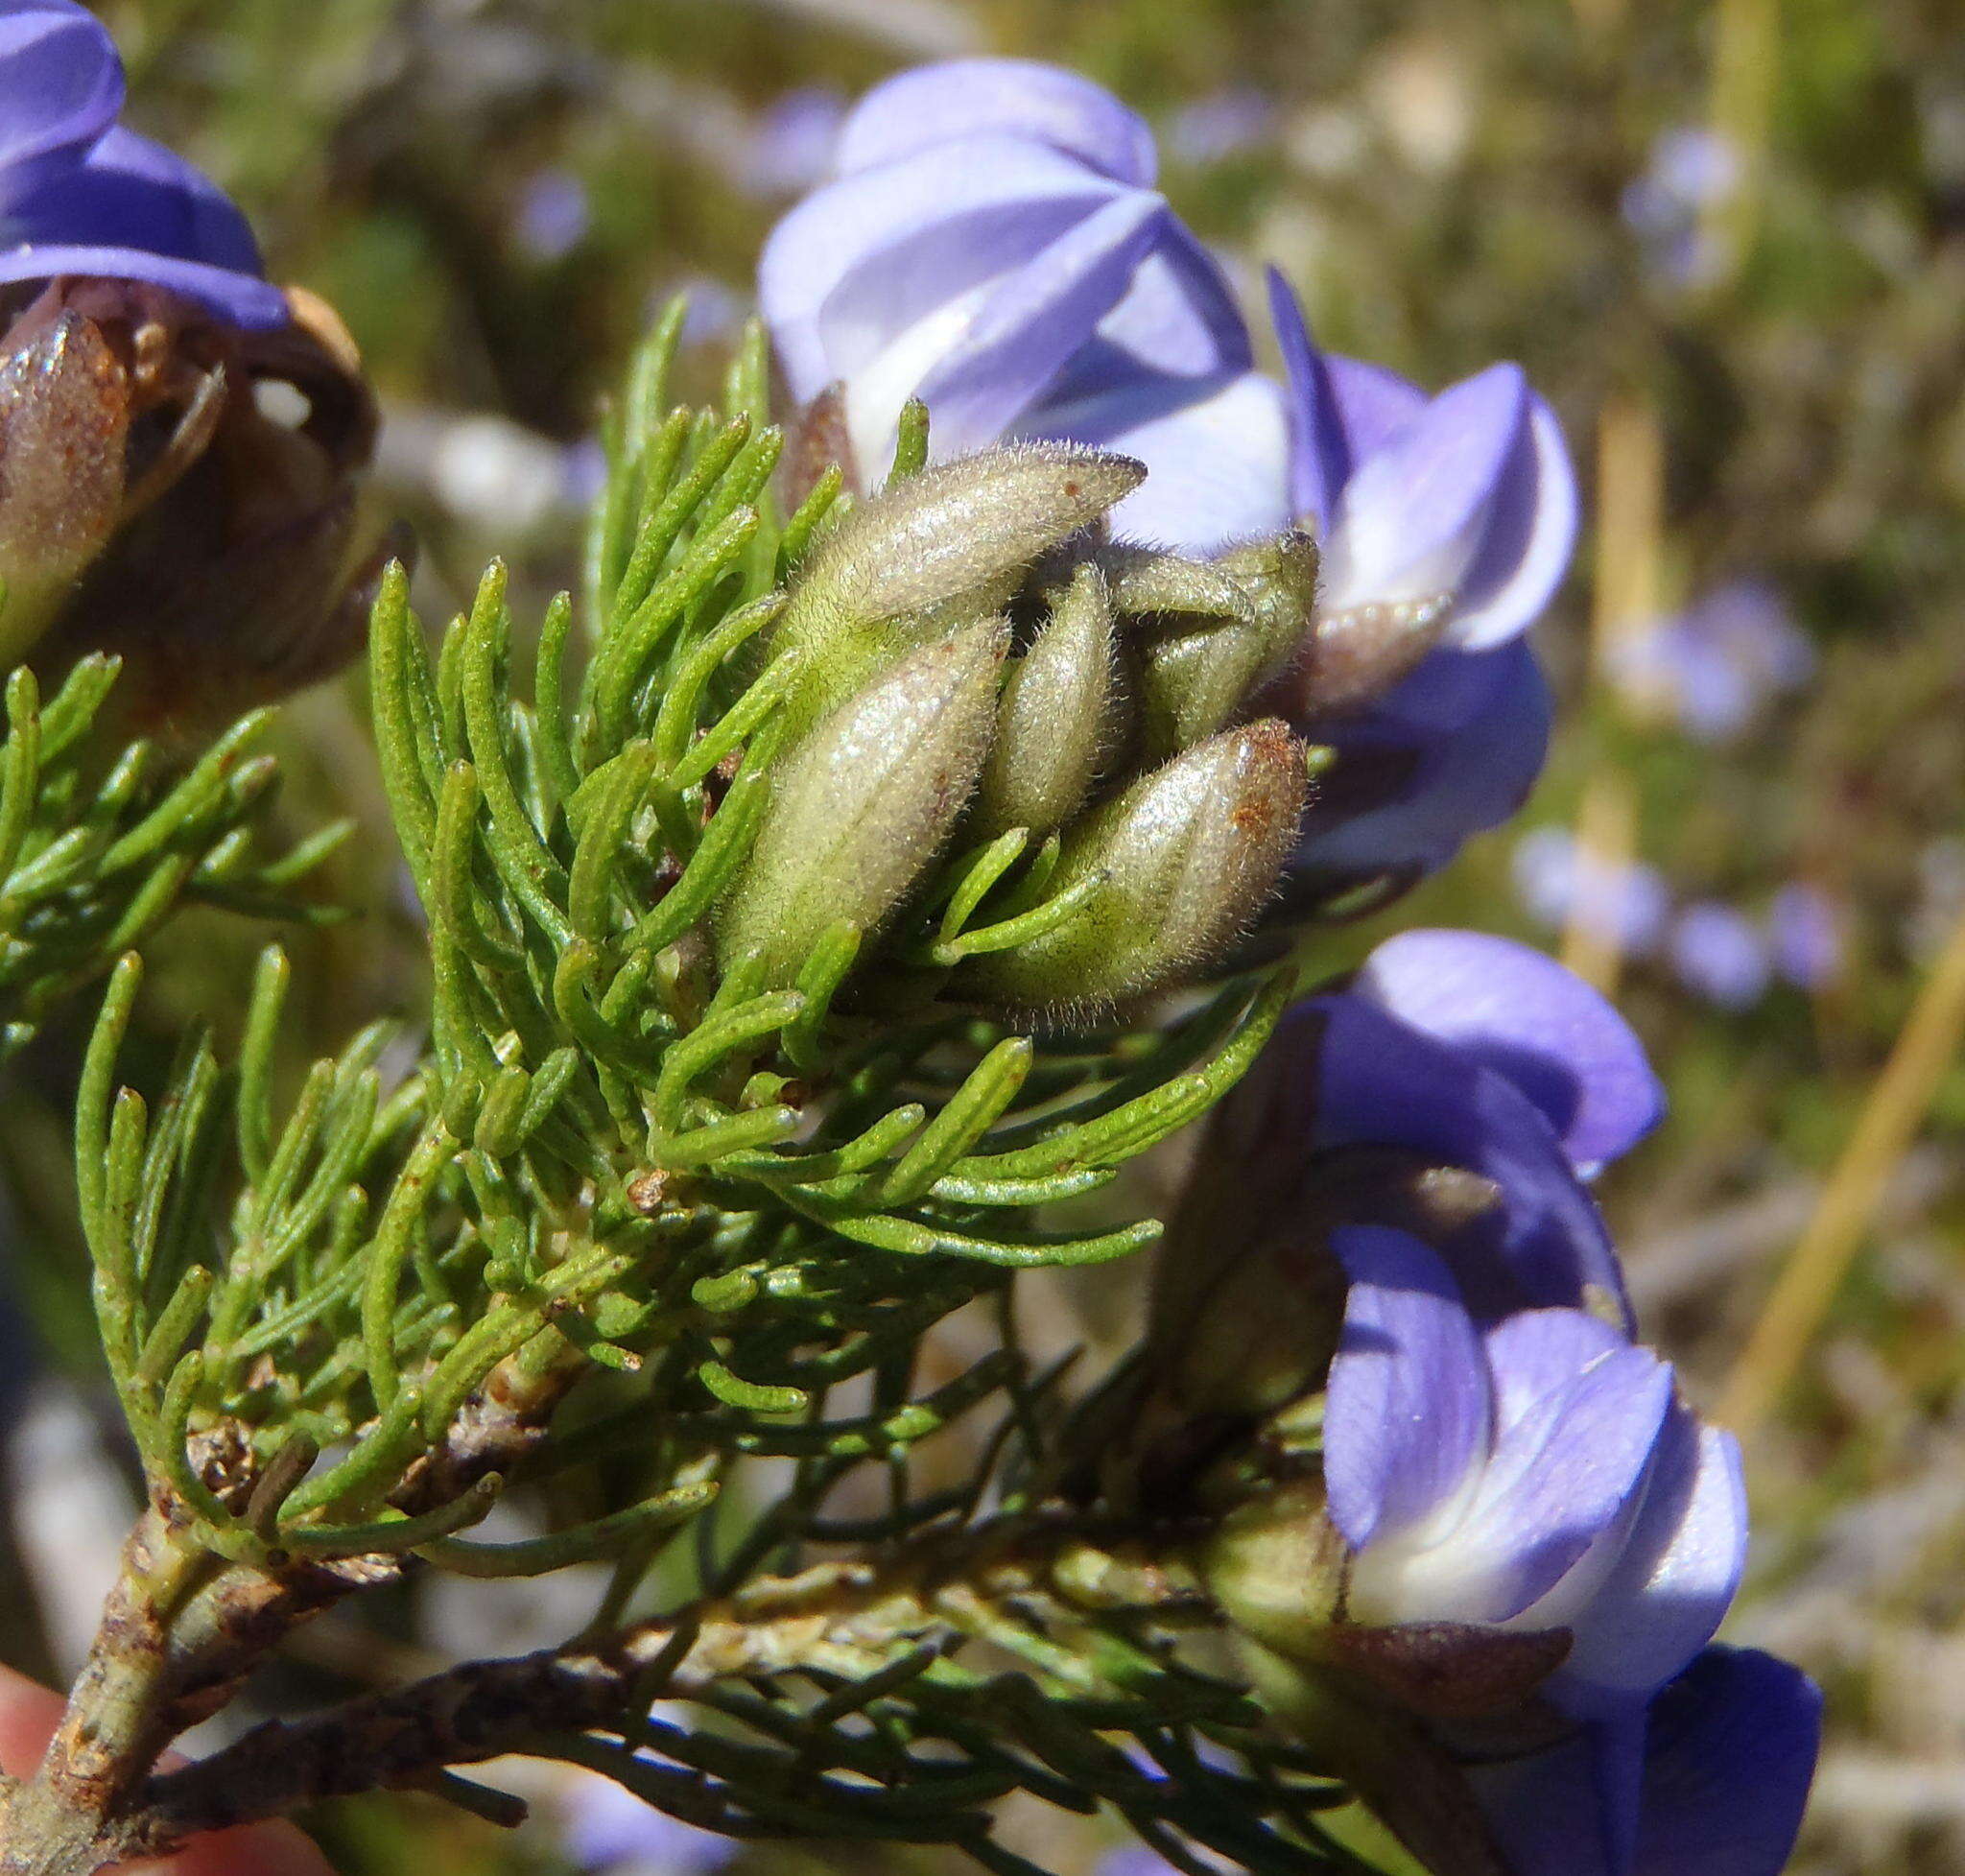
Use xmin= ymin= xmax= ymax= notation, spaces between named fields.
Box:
xmin=719 ymin=616 xmax=1007 ymax=985
xmin=954 ymin=718 xmax=1306 ymax=1013
xmin=1296 ymin=592 xmax=1454 ymax=717
xmin=1203 ymin=1476 xmax=1348 ymax=1655
xmin=1129 ymin=532 xmax=1319 ymax=758
xmin=0 ymin=310 xmax=129 ymax=662
xmin=1101 ymin=542 xmax=1255 ymax=622
xmin=974 ymin=562 xmax=1115 ymax=837
xmin=0 ymin=278 xmax=381 ymax=728
xmin=772 ymin=443 xmax=1142 ymax=725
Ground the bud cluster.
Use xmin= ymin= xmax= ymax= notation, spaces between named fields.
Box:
xmin=719 ymin=438 xmax=1314 ymax=1016
xmin=0 ymin=33 xmax=1828 ymax=1876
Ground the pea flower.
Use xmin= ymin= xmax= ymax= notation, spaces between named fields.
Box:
xmin=0 ymin=0 xmax=286 ymax=327
xmin=1198 ymin=930 xmax=1662 ymax=1327
xmin=1512 ymin=827 xmax=1671 ymax=957
xmin=742 ymin=85 xmax=848 ymax=199
xmin=1308 ymin=1223 xmax=1814 ymax=1876
xmin=1768 ymin=881 xmax=1845 ymax=990
xmin=760 ymin=59 xmax=1581 ymax=892
xmin=1170 ymin=952 xmax=1818 ymax=1872
xmin=1262 ymin=271 xmax=1574 ymax=884
xmin=1267 ymin=272 xmax=1576 ymax=657
xmin=1668 ymin=901 xmax=1770 ymax=1010
xmin=1610 ymin=580 xmax=1813 ymax=741
xmin=1281 ymin=640 xmax=1552 ymax=893
xmin=1327 ymin=1223 xmax=1744 ymax=1715
xmin=512 ymin=170 xmax=590 ymax=263
xmin=758 ymin=57 xmax=1292 ymax=552
xmin=1622 ymin=128 xmax=1742 ymax=290
xmin=1469 ymin=1645 xmax=1822 ymax=1876
xmin=0 ymin=0 xmax=378 ymax=710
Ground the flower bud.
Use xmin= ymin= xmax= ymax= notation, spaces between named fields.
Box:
xmin=3 ymin=280 xmax=380 ymax=729
xmin=1219 ymin=531 xmax=1320 ymax=652
xmin=1298 ymin=592 xmax=1453 ymax=716
xmin=1101 ymin=542 xmax=1255 ymax=622
xmin=954 ymin=718 xmax=1307 ymax=1013
xmin=1202 ymin=1476 xmax=1347 ymax=1656
xmin=1126 ymin=534 xmax=1318 ymax=759
xmin=974 ymin=562 xmax=1115 ymax=838
xmin=718 ymin=616 xmax=1006 ymax=985
xmin=0 ymin=311 xmax=129 ymax=663
xmin=772 ymin=443 xmax=1143 ymax=725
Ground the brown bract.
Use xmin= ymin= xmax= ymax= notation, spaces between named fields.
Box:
xmin=0 ymin=275 xmax=383 ymax=731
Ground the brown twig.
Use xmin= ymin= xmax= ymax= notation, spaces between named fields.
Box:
xmin=0 ymin=1350 xmax=581 ymax=1876
xmin=120 ymin=1518 xmax=1169 ymax=1865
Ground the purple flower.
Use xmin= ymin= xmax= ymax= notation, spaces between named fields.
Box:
xmin=512 ymin=169 xmax=590 ymax=262
xmin=1211 ymin=931 xmax=1662 ymax=1322
xmin=1327 ymin=1225 xmax=1744 ymax=1714
xmin=1287 ymin=639 xmax=1552 ymax=887
xmin=742 ymin=85 xmax=849 ymax=198
xmin=1166 ymin=88 xmax=1275 ymax=167
xmin=758 ymin=57 xmax=1293 ymax=551
xmin=1259 ymin=270 xmax=1574 ymax=882
xmin=1267 ymin=270 xmax=1578 ymax=655
xmin=1353 ymin=929 xmax=1665 ymax=1177
xmin=1512 ymin=827 xmax=1671 ymax=956
xmin=1669 ymin=902 xmax=1770 ymax=1010
xmin=1469 ymin=1646 xmax=1821 ymax=1876
xmin=1613 ymin=581 xmax=1813 ymax=741
xmin=0 ymin=0 xmax=286 ymax=328
xmin=1622 ymin=128 xmax=1741 ymax=290
xmin=1768 ymin=881 xmax=1844 ymax=990
xmin=760 ymin=57 xmax=1579 ymax=594
xmin=759 ymin=59 xmax=1576 ymax=887
xmin=671 ymin=274 xmax=747 ymax=348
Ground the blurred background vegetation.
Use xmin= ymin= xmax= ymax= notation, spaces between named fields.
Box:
xmin=4 ymin=1 xmax=1964 ymax=1871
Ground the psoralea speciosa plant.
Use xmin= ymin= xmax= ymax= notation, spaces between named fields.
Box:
xmin=0 ymin=41 xmax=1818 ymax=1876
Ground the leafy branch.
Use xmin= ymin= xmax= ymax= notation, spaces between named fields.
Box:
xmin=0 ymin=653 xmax=345 ymax=1055
xmin=0 ymin=305 xmax=1318 ymax=1876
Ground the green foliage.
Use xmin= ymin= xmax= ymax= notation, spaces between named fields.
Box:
xmin=0 ymin=653 xmax=345 ymax=1059
xmin=61 ymin=315 xmax=1314 ymax=1876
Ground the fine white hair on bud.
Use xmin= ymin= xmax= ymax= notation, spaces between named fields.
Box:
xmin=1128 ymin=533 xmax=1320 ymax=759
xmin=957 ymin=718 xmax=1309 ymax=1014
xmin=976 ymin=561 xmax=1117 ymax=839
xmin=1100 ymin=543 xmax=1256 ymax=624
xmin=771 ymin=443 xmax=1144 ymax=724
xmin=718 ymin=616 xmax=1008 ymax=986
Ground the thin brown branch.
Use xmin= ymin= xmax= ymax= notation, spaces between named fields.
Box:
xmin=0 ymin=1350 xmax=581 ymax=1876
xmin=126 ymin=1517 xmax=1165 ymax=1862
